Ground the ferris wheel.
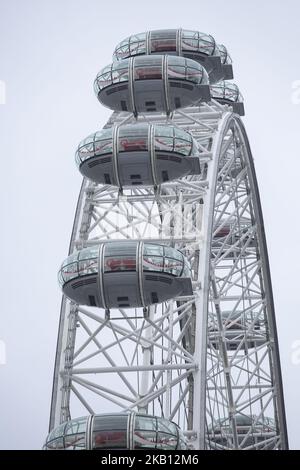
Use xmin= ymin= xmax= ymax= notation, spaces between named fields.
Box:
xmin=46 ymin=29 xmax=288 ymax=450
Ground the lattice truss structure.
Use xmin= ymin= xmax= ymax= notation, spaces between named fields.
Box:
xmin=49 ymin=98 xmax=288 ymax=450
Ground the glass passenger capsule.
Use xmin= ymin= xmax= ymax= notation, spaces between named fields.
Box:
xmin=210 ymin=81 xmax=244 ymax=116
xmin=58 ymin=241 xmax=193 ymax=309
xmin=44 ymin=412 xmax=187 ymax=450
xmin=213 ymin=221 xmax=257 ymax=252
xmin=217 ymin=44 xmax=233 ymax=80
xmin=75 ymin=123 xmax=201 ymax=187
xmin=94 ymin=55 xmax=210 ymax=114
xmin=113 ymin=29 xmax=233 ymax=84
xmin=208 ymin=415 xmax=276 ymax=449
xmin=208 ymin=311 xmax=264 ymax=351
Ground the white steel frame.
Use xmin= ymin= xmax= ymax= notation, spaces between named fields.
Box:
xmin=49 ymin=100 xmax=288 ymax=450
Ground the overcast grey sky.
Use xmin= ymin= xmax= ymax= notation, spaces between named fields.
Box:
xmin=0 ymin=0 xmax=299 ymax=449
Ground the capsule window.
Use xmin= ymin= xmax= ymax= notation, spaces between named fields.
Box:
xmin=168 ymin=56 xmax=185 ymax=66
xmin=75 ymin=151 xmax=82 ymax=166
xmin=94 ymin=415 xmax=128 ymax=430
xmin=46 ymin=437 xmax=64 ymax=449
xmin=112 ymin=63 xmax=129 ymax=83
xmin=218 ymin=45 xmax=232 ymax=64
xmin=83 ymin=134 xmax=95 ymax=145
xmin=210 ymin=82 xmax=240 ymax=102
xmin=174 ymin=128 xmax=189 ymax=140
xmin=129 ymin=33 xmax=146 ymax=56
xmin=61 ymin=262 xmax=78 ymax=283
xmin=78 ymin=259 xmax=98 ymax=277
xmin=79 ymin=246 xmax=99 ymax=261
xmin=96 ymin=71 xmax=113 ymax=90
xmin=131 ymin=33 xmax=147 ymax=41
xmin=174 ymin=140 xmax=191 ymax=155
xmin=155 ymin=125 xmax=173 ymax=137
xmin=130 ymin=42 xmax=146 ymax=56
xmin=105 ymin=242 xmax=137 ymax=256
xmin=58 ymin=271 xmax=64 ymax=287
xmin=150 ymin=31 xmax=176 ymax=53
xmin=119 ymin=126 xmax=147 ymax=138
xmin=144 ymin=244 xmax=164 ymax=256
xmin=114 ymin=38 xmax=131 ymax=59
xmin=225 ymin=85 xmax=238 ymax=101
xmin=143 ymin=255 xmax=164 ymax=272
xmin=164 ymin=258 xmax=183 ymax=276
xmin=47 ymin=422 xmax=66 ymax=442
xmin=151 ymin=30 xmax=177 ymax=40
xmin=164 ymin=246 xmax=183 ymax=261
xmin=181 ymin=30 xmax=199 ymax=49
xmin=210 ymin=84 xmax=224 ymax=100
xmin=182 ymin=262 xmax=191 ymax=277
xmin=77 ymin=143 xmax=94 ymax=161
xmin=198 ymin=33 xmax=215 ymax=54
xmin=134 ymin=64 xmax=162 ymax=81
xmin=168 ymin=64 xmax=186 ymax=80
xmin=93 ymin=415 xmax=127 ymax=449
xmin=157 ymin=432 xmax=177 ymax=449
xmin=135 ymin=416 xmax=157 ymax=430
xmin=115 ymin=49 xmax=129 ymax=60
xmin=75 ymin=247 xmax=99 ymax=277
xmin=157 ymin=418 xmax=177 ymax=434
xmin=134 ymin=430 xmax=157 ymax=448
xmin=186 ymin=66 xmax=202 ymax=84
xmin=136 ymin=56 xmax=162 ymax=67
xmin=151 ymin=39 xmax=176 ymax=53
xmin=226 ymin=52 xmax=232 ymax=64
xmin=119 ymin=135 xmax=147 ymax=152
xmin=133 ymin=415 xmax=179 ymax=450
xmin=77 ymin=130 xmax=114 ymax=162
xmin=100 ymin=64 xmax=112 ymax=75
xmin=182 ymin=30 xmax=199 ymax=39
xmin=105 ymin=255 xmax=136 ymax=272
xmin=62 ymin=251 xmax=78 ymax=268
xmin=182 ymin=38 xmax=199 ymax=51
xmin=117 ymin=38 xmax=129 ymax=48
xmin=154 ymin=135 xmax=173 ymax=152
xmin=178 ymin=429 xmax=187 ymax=449
xmin=64 ymin=417 xmax=87 ymax=448
xmin=174 ymin=129 xmax=192 ymax=155
xmin=93 ymin=430 xmax=127 ymax=449
xmin=64 ymin=433 xmax=86 ymax=449
xmin=93 ymin=138 xmax=112 ymax=154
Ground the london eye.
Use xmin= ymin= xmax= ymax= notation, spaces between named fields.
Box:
xmin=46 ymin=28 xmax=288 ymax=450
